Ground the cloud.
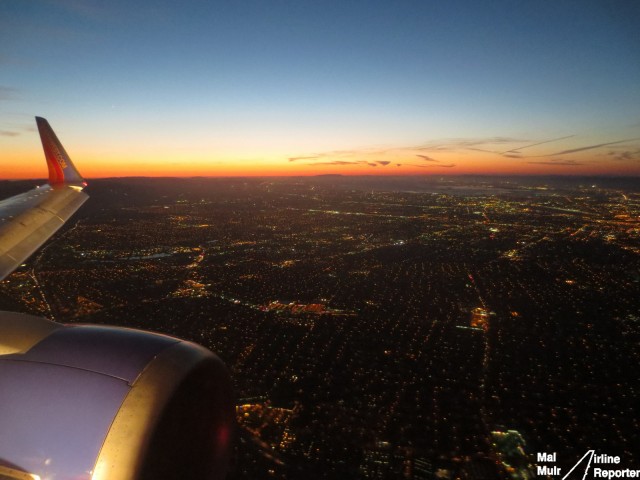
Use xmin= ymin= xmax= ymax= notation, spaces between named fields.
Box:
xmin=0 ymin=130 xmax=19 ymax=137
xmin=527 ymin=160 xmax=584 ymax=166
xmin=549 ymin=138 xmax=640 ymax=156
xmin=418 ymin=145 xmax=455 ymax=151
xmin=422 ymin=137 xmax=523 ymax=150
xmin=288 ymin=133 xmax=640 ymax=171
xmin=310 ymin=161 xmax=359 ymax=166
xmin=452 ymin=137 xmax=521 ymax=146
xmin=305 ymin=159 xmax=390 ymax=168
xmin=0 ymin=86 xmax=19 ymax=101
xmin=501 ymin=135 xmax=575 ymax=154
xmin=416 ymin=154 xmax=438 ymax=162
xmin=466 ymin=147 xmax=498 ymax=153
xmin=485 ymin=136 xmax=523 ymax=144
xmin=410 ymin=163 xmax=456 ymax=168
xmin=607 ymin=149 xmax=640 ymax=162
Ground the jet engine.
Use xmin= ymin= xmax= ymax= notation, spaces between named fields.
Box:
xmin=0 ymin=312 xmax=234 ymax=480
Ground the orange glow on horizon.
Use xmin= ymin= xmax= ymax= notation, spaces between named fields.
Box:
xmin=2 ymin=140 xmax=640 ymax=180
xmin=3 ymin=156 xmax=639 ymax=179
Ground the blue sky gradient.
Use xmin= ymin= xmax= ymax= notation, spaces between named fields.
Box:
xmin=1 ymin=0 xmax=639 ymax=176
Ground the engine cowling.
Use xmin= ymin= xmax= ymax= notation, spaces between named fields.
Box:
xmin=0 ymin=311 xmax=234 ymax=480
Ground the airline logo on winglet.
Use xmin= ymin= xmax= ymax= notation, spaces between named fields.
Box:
xmin=35 ymin=116 xmax=85 ymax=187
xmin=52 ymin=138 xmax=68 ymax=169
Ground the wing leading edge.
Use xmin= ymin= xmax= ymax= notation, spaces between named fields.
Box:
xmin=0 ymin=117 xmax=88 ymax=280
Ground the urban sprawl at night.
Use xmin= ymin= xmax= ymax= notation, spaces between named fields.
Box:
xmin=1 ymin=176 xmax=638 ymax=479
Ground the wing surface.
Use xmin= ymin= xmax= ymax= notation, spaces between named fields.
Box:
xmin=0 ymin=117 xmax=88 ymax=280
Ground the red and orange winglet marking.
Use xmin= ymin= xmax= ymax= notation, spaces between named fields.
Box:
xmin=42 ymin=132 xmax=65 ymax=185
xmin=35 ymin=117 xmax=85 ymax=187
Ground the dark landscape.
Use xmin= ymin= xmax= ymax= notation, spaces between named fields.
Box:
xmin=1 ymin=176 xmax=638 ymax=479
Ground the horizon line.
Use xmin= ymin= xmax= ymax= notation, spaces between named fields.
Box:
xmin=2 ymin=172 xmax=640 ymax=181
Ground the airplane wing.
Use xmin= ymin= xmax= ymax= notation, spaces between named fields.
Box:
xmin=0 ymin=118 xmax=234 ymax=479
xmin=0 ymin=117 xmax=88 ymax=280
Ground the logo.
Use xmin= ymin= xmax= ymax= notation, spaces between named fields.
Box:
xmin=536 ymin=450 xmax=639 ymax=479
xmin=45 ymin=132 xmax=67 ymax=169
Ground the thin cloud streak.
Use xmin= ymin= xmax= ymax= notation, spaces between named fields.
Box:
xmin=287 ymin=133 xmax=640 ymax=173
xmin=0 ymin=86 xmax=19 ymax=101
xmin=409 ymin=163 xmax=456 ymax=168
xmin=527 ymin=160 xmax=584 ymax=166
xmin=309 ymin=161 xmax=359 ymax=166
xmin=549 ymin=138 xmax=640 ymax=156
xmin=608 ymin=149 xmax=640 ymax=162
xmin=501 ymin=135 xmax=575 ymax=154
xmin=416 ymin=154 xmax=438 ymax=162
xmin=467 ymin=147 xmax=499 ymax=153
xmin=419 ymin=137 xmax=525 ymax=152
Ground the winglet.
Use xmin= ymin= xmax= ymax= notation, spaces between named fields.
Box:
xmin=36 ymin=116 xmax=86 ymax=187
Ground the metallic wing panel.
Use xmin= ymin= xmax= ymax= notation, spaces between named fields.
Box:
xmin=0 ymin=117 xmax=88 ymax=281
xmin=0 ymin=185 xmax=88 ymax=280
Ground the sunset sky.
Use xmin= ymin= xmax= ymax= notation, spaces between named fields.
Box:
xmin=1 ymin=0 xmax=639 ymax=178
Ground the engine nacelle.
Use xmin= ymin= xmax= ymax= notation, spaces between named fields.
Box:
xmin=0 ymin=312 xmax=234 ymax=480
